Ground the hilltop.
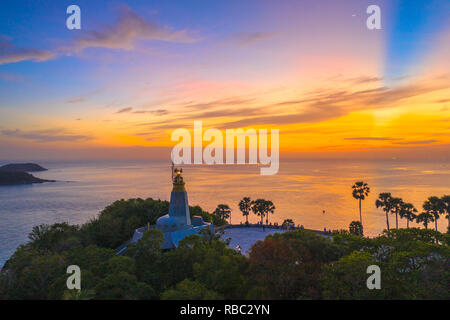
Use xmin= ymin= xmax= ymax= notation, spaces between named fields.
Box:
xmin=0 ymin=163 xmax=47 ymax=172
xmin=0 ymin=170 xmax=54 ymax=186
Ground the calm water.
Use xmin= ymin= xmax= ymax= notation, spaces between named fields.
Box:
xmin=1 ymin=159 xmax=449 ymax=267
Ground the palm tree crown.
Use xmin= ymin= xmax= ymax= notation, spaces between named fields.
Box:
xmin=398 ymin=202 xmax=418 ymax=228
xmin=352 ymin=181 xmax=370 ymax=226
xmin=423 ymin=196 xmax=445 ymax=231
xmin=238 ymin=197 xmax=252 ymax=224
xmin=416 ymin=211 xmax=435 ymax=229
xmin=251 ymin=199 xmax=275 ymax=225
xmin=390 ymin=197 xmax=404 ymax=229
xmin=441 ymin=195 xmax=450 ymax=232
xmin=375 ymin=192 xmax=393 ymax=231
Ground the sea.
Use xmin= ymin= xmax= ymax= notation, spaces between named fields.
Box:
xmin=0 ymin=159 xmax=449 ymax=267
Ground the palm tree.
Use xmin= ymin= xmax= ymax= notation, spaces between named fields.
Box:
xmin=264 ymin=200 xmax=275 ymax=225
xmin=398 ymin=202 xmax=417 ymax=228
xmin=441 ymin=195 xmax=450 ymax=232
xmin=214 ymin=204 xmax=232 ymax=224
xmin=416 ymin=211 xmax=434 ymax=229
xmin=251 ymin=199 xmax=266 ymax=225
xmin=375 ymin=193 xmax=393 ymax=231
xmin=238 ymin=197 xmax=252 ymax=225
xmin=390 ymin=197 xmax=403 ymax=229
xmin=352 ymin=181 xmax=370 ymax=227
xmin=251 ymin=199 xmax=275 ymax=226
xmin=423 ymin=196 xmax=445 ymax=231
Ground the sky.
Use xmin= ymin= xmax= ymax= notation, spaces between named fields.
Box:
xmin=0 ymin=0 xmax=449 ymax=161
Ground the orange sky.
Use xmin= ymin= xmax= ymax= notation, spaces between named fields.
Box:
xmin=0 ymin=2 xmax=449 ymax=161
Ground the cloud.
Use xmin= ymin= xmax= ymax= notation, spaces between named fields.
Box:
xmin=116 ymin=107 xmax=133 ymax=114
xmin=215 ymin=81 xmax=448 ymax=128
xmin=133 ymin=109 xmax=168 ymax=115
xmin=1 ymin=129 xmax=92 ymax=142
xmin=393 ymin=140 xmax=438 ymax=145
xmin=66 ymin=88 xmax=104 ymax=104
xmin=223 ymin=32 xmax=276 ymax=47
xmin=115 ymin=107 xmax=168 ymax=115
xmin=344 ymin=137 xmax=403 ymax=141
xmin=1 ymin=6 xmax=196 ymax=65
xmin=69 ymin=5 xmax=196 ymax=52
xmin=181 ymin=97 xmax=256 ymax=111
xmin=348 ymin=76 xmax=382 ymax=84
xmin=0 ymin=40 xmax=55 ymax=65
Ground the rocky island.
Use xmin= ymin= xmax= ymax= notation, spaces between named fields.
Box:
xmin=0 ymin=163 xmax=48 ymax=172
xmin=0 ymin=163 xmax=54 ymax=186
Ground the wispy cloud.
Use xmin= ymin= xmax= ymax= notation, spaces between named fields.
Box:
xmin=393 ymin=140 xmax=438 ymax=145
xmin=348 ymin=76 xmax=382 ymax=84
xmin=1 ymin=6 xmax=197 ymax=65
xmin=0 ymin=40 xmax=55 ymax=65
xmin=344 ymin=137 xmax=403 ymax=141
xmin=66 ymin=88 xmax=104 ymax=104
xmin=68 ymin=5 xmax=196 ymax=52
xmin=116 ymin=107 xmax=133 ymax=114
xmin=1 ymin=129 xmax=92 ymax=142
xmin=115 ymin=107 xmax=168 ymax=115
xmin=133 ymin=109 xmax=168 ymax=115
xmin=181 ymin=97 xmax=256 ymax=110
xmin=215 ymin=81 xmax=448 ymax=128
xmin=222 ymin=32 xmax=276 ymax=47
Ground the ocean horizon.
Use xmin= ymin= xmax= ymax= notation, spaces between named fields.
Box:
xmin=1 ymin=158 xmax=449 ymax=267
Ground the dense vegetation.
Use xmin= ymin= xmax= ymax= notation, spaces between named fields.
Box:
xmin=0 ymin=198 xmax=449 ymax=300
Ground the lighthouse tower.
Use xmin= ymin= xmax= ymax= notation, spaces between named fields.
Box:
xmin=125 ymin=166 xmax=214 ymax=251
xmin=156 ymin=168 xmax=191 ymax=231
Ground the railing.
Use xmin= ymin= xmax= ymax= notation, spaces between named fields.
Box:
xmin=215 ymin=223 xmax=331 ymax=236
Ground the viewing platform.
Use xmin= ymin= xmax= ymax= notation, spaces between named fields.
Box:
xmin=218 ymin=223 xmax=332 ymax=256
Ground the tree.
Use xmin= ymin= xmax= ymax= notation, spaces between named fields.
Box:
xmin=213 ymin=204 xmax=232 ymax=224
xmin=247 ymin=229 xmax=342 ymax=299
xmin=323 ymin=228 xmax=450 ymax=299
xmin=95 ymin=271 xmax=154 ymax=299
xmin=352 ymin=181 xmax=370 ymax=227
xmin=390 ymin=197 xmax=404 ymax=229
xmin=321 ymin=251 xmax=381 ymax=299
xmin=423 ymin=196 xmax=445 ymax=231
xmin=198 ymin=227 xmax=221 ymax=243
xmin=349 ymin=221 xmax=364 ymax=236
xmin=264 ymin=200 xmax=275 ymax=225
xmin=282 ymin=219 xmax=294 ymax=228
xmin=251 ymin=199 xmax=275 ymax=225
xmin=375 ymin=193 xmax=393 ymax=231
xmin=416 ymin=211 xmax=434 ymax=229
xmin=238 ymin=197 xmax=252 ymax=225
xmin=28 ymin=222 xmax=79 ymax=252
xmin=441 ymin=195 xmax=450 ymax=232
xmin=398 ymin=202 xmax=417 ymax=228
xmin=63 ymin=289 xmax=95 ymax=300
xmin=161 ymin=279 xmax=223 ymax=300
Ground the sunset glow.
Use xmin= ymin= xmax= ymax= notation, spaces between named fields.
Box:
xmin=0 ymin=0 xmax=449 ymax=160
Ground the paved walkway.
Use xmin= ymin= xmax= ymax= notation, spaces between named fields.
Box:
xmin=219 ymin=225 xmax=331 ymax=256
xmin=220 ymin=227 xmax=288 ymax=256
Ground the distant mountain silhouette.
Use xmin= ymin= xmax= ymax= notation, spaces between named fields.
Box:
xmin=0 ymin=163 xmax=53 ymax=186
xmin=0 ymin=170 xmax=54 ymax=186
xmin=0 ymin=163 xmax=47 ymax=172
